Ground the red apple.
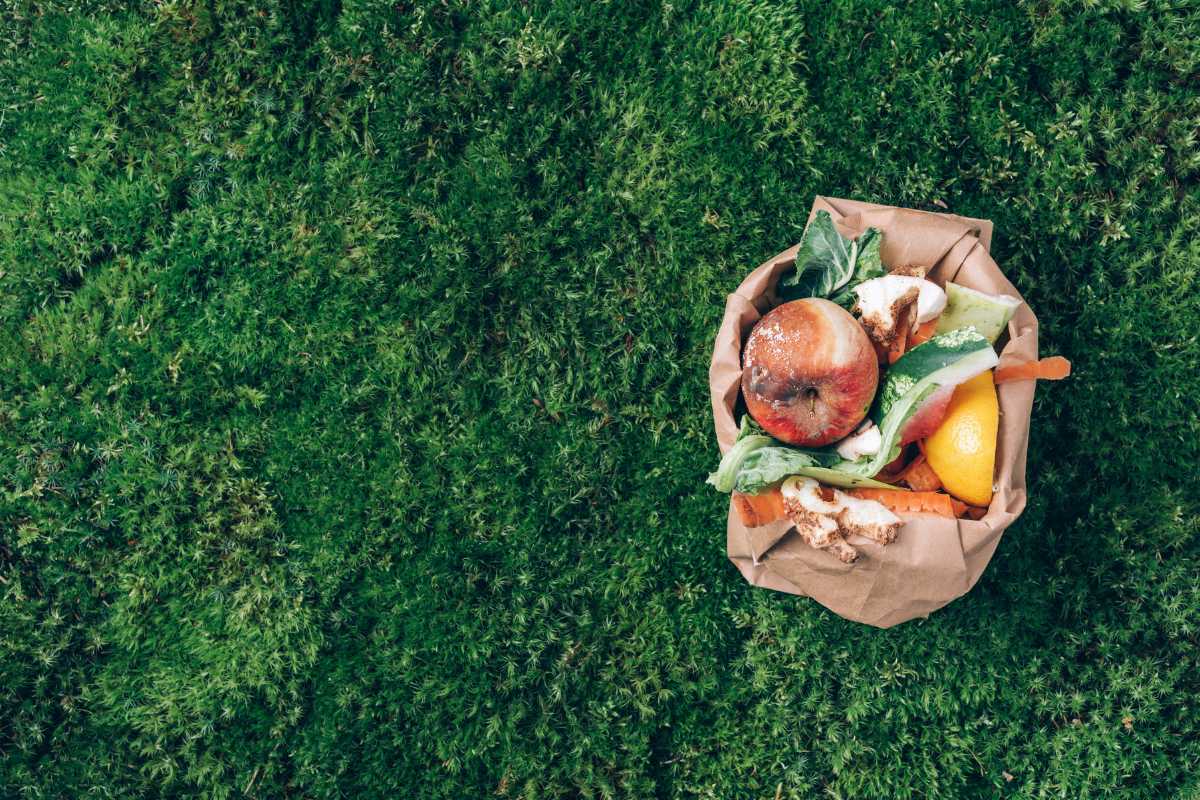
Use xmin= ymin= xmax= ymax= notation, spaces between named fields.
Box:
xmin=741 ymin=297 xmax=878 ymax=447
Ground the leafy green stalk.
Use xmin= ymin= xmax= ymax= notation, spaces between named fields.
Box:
xmin=731 ymin=447 xmax=817 ymax=494
xmin=708 ymin=419 xmax=870 ymax=494
xmin=706 ymin=417 xmax=773 ymax=492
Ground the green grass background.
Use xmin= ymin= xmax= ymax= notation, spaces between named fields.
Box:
xmin=2 ymin=1 xmax=1199 ymax=797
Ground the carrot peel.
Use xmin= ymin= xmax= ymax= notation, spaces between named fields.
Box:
xmin=909 ymin=319 xmax=938 ymax=346
xmin=995 ymin=356 xmax=1071 ymax=384
xmin=962 ymin=504 xmax=988 ymax=520
xmin=732 ymin=488 xmax=786 ymax=528
xmin=897 ymin=455 xmax=942 ymax=492
xmin=846 ymin=488 xmax=958 ymax=518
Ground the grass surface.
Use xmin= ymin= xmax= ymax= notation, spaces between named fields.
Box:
xmin=2 ymin=1 xmax=1200 ymax=797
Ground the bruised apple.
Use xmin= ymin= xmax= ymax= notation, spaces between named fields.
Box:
xmin=742 ymin=298 xmax=878 ymax=447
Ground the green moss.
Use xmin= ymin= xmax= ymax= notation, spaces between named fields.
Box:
xmin=2 ymin=1 xmax=1199 ymax=797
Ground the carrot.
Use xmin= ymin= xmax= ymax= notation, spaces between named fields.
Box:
xmin=732 ymin=488 xmax=786 ymax=528
xmin=897 ymin=456 xmax=942 ymax=492
xmin=951 ymin=499 xmax=970 ymax=517
xmin=875 ymin=444 xmax=915 ymax=484
xmin=962 ymin=504 xmax=988 ymax=520
xmin=994 ymin=356 xmax=1071 ymax=384
xmin=909 ymin=319 xmax=938 ymax=346
xmin=846 ymin=488 xmax=958 ymax=518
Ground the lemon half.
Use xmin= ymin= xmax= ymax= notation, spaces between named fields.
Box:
xmin=924 ymin=371 xmax=999 ymax=507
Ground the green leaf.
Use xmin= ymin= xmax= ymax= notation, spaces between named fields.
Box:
xmin=830 ymin=228 xmax=884 ymax=308
xmin=709 ymin=419 xmax=845 ymax=494
xmin=706 ymin=417 xmax=772 ymax=492
xmin=777 ymin=211 xmax=884 ymax=303
xmin=732 ymin=447 xmax=817 ymax=494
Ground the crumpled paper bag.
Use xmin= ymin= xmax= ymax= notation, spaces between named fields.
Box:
xmin=709 ymin=197 xmax=1039 ymax=628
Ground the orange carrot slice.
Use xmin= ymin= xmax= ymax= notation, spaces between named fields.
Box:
xmin=951 ymin=499 xmax=970 ymax=517
xmin=846 ymin=488 xmax=958 ymax=518
xmin=995 ymin=356 xmax=1071 ymax=384
xmin=962 ymin=504 xmax=988 ymax=520
xmin=732 ymin=488 xmax=786 ymax=528
xmin=898 ymin=456 xmax=943 ymax=492
xmin=910 ymin=319 xmax=938 ymax=346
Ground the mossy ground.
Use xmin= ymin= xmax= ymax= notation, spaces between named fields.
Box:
xmin=2 ymin=2 xmax=1199 ymax=797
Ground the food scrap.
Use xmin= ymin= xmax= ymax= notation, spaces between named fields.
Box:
xmin=852 ymin=275 xmax=920 ymax=350
xmin=853 ymin=272 xmax=947 ymax=356
xmin=923 ymin=371 xmax=999 ymax=507
xmin=835 ymin=421 xmax=882 ymax=461
xmin=936 ymin=282 xmax=1020 ymax=344
xmin=909 ymin=319 xmax=938 ymax=346
xmin=895 ymin=455 xmax=942 ymax=492
xmin=845 ymin=488 xmax=964 ymax=518
xmin=995 ymin=356 xmax=1072 ymax=383
xmin=781 ymin=477 xmax=901 ymax=563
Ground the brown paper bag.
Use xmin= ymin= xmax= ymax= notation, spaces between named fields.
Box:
xmin=709 ymin=197 xmax=1039 ymax=628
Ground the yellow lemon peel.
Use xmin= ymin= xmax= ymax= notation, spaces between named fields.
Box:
xmin=924 ymin=371 xmax=999 ymax=507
